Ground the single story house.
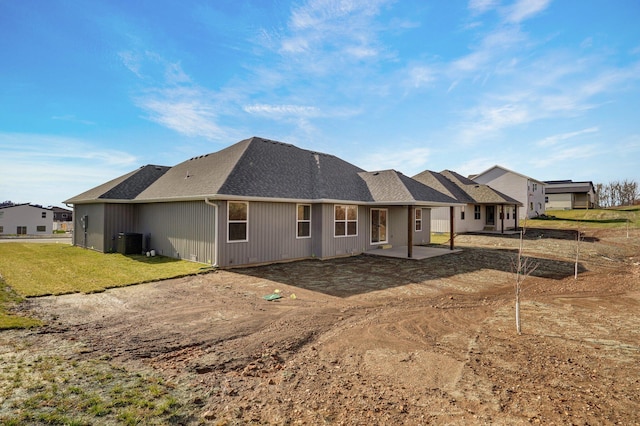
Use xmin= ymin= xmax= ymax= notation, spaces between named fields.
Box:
xmin=544 ymin=180 xmax=595 ymax=210
xmin=413 ymin=170 xmax=523 ymax=233
xmin=65 ymin=137 xmax=463 ymax=267
xmin=0 ymin=203 xmax=53 ymax=235
xmin=469 ymin=165 xmax=546 ymax=219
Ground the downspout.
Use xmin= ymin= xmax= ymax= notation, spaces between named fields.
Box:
xmin=204 ymin=198 xmax=219 ymax=267
xmin=449 ymin=206 xmax=455 ymax=250
xmin=407 ymin=205 xmax=414 ymax=258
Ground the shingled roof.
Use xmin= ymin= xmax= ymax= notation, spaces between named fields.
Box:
xmin=544 ymin=180 xmax=595 ymax=194
xmin=66 ymin=137 xmax=461 ymax=206
xmin=65 ymin=165 xmax=170 ymax=203
xmin=412 ymin=169 xmax=522 ymax=206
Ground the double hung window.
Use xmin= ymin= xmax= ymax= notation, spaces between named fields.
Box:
xmin=228 ymin=202 xmax=248 ymax=242
xmin=297 ymin=204 xmax=311 ymax=238
xmin=335 ymin=205 xmax=357 ymax=237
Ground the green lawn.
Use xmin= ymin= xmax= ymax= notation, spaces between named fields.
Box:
xmin=526 ymin=207 xmax=640 ymax=230
xmin=0 ymin=243 xmax=211 ymax=329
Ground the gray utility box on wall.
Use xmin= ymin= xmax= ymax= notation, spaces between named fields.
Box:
xmin=117 ymin=232 xmax=143 ymax=255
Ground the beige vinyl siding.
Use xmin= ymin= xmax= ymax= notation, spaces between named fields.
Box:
xmin=413 ymin=208 xmax=431 ymax=245
xmin=546 ymin=193 xmax=572 ymax=210
xmin=217 ymin=201 xmax=313 ymax=267
xmin=386 ymin=206 xmax=407 ymax=247
xmin=138 ymin=201 xmax=216 ymax=265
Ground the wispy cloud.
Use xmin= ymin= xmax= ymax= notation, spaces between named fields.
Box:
xmin=51 ymin=115 xmax=96 ymax=125
xmin=120 ymin=51 xmax=229 ymax=140
xmin=279 ymin=0 xmax=392 ymax=64
xmin=529 ymin=144 xmax=599 ymax=168
xmin=136 ymin=87 xmax=227 ymax=140
xmin=503 ymin=0 xmax=551 ymax=24
xmin=468 ymin=0 xmax=499 ymax=15
xmin=243 ymin=104 xmax=320 ymax=118
xmin=0 ymin=133 xmax=138 ymax=205
xmin=535 ymin=127 xmax=599 ymax=147
xmin=359 ymin=146 xmax=432 ymax=175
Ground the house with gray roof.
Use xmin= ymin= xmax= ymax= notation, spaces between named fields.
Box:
xmin=544 ymin=180 xmax=595 ymax=210
xmin=65 ymin=137 xmax=462 ymax=267
xmin=413 ymin=170 xmax=522 ymax=234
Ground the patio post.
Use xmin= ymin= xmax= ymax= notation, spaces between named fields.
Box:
xmin=501 ymin=204 xmax=505 ymax=234
xmin=407 ymin=205 xmax=413 ymax=258
xmin=449 ymin=206 xmax=455 ymax=250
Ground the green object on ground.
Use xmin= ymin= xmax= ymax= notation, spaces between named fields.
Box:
xmin=262 ymin=293 xmax=282 ymax=301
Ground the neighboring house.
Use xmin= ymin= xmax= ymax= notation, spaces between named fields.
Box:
xmin=413 ymin=170 xmax=523 ymax=234
xmin=0 ymin=203 xmax=53 ymax=235
xmin=470 ymin=165 xmax=546 ymax=219
xmin=544 ymin=180 xmax=595 ymax=210
xmin=52 ymin=206 xmax=74 ymax=232
xmin=65 ymin=137 xmax=462 ymax=267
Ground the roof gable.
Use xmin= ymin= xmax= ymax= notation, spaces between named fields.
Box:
xmin=471 ymin=164 xmax=545 ymax=185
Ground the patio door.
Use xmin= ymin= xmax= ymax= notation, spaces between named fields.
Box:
xmin=371 ymin=208 xmax=388 ymax=244
xmin=486 ymin=206 xmax=495 ymax=226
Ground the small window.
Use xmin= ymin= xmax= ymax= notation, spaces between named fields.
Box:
xmin=334 ymin=205 xmax=357 ymax=237
xmin=545 ymin=196 xmax=549 ymax=203
xmin=474 ymin=205 xmax=481 ymax=220
xmin=37 ymin=225 xmax=46 ymax=232
xmin=507 ymin=208 xmax=510 ymax=220
xmin=530 ymin=202 xmax=534 ymax=211
xmin=297 ymin=204 xmax=311 ymax=238
xmin=0 ymin=226 xmax=3 ymax=233
xmin=461 ymin=209 xmax=465 ymax=220
xmin=42 ymin=212 xmax=47 ymax=218
xmin=415 ymin=208 xmax=422 ymax=232
xmin=228 ymin=201 xmax=248 ymax=242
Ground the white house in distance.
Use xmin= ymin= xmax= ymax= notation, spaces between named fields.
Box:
xmin=544 ymin=180 xmax=595 ymax=210
xmin=470 ymin=165 xmax=546 ymax=219
xmin=0 ymin=203 xmax=54 ymax=235
xmin=413 ymin=170 xmax=522 ymax=233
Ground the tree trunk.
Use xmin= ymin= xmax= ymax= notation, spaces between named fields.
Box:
xmin=515 ymin=290 xmax=521 ymax=335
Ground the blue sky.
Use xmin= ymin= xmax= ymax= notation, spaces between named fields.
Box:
xmin=1 ymin=0 xmax=639 ymax=207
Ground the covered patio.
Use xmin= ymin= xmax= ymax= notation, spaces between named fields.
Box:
xmin=365 ymin=245 xmax=461 ymax=260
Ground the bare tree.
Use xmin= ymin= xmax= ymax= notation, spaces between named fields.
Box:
xmin=575 ymin=230 xmax=583 ymax=280
xmin=594 ymin=180 xmax=639 ymax=207
xmin=513 ymin=227 xmax=538 ymax=335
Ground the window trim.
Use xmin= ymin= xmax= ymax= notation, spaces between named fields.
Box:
xmin=415 ymin=208 xmax=422 ymax=232
xmin=334 ymin=205 xmax=358 ymax=237
xmin=370 ymin=208 xmax=388 ymax=244
xmin=227 ymin=201 xmax=248 ymax=243
xmin=296 ymin=204 xmax=311 ymax=239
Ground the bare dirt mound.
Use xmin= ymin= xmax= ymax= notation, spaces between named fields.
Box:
xmin=5 ymin=228 xmax=640 ymax=424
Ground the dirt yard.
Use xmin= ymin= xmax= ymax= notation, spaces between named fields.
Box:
xmin=3 ymin=228 xmax=640 ymax=424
